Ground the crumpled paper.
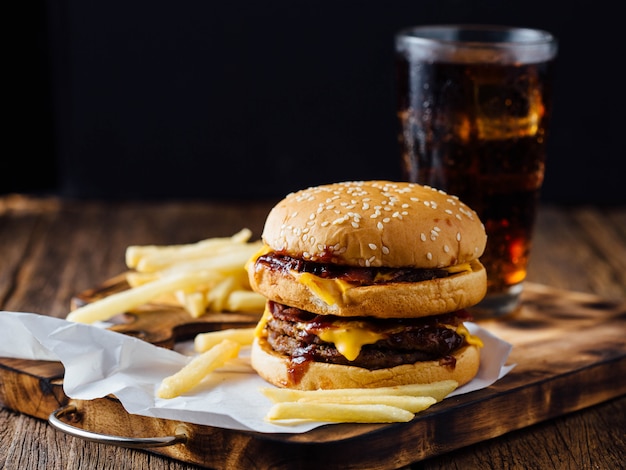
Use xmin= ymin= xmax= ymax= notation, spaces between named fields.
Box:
xmin=0 ymin=311 xmax=514 ymax=433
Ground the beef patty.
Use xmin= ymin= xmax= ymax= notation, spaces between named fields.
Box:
xmin=264 ymin=301 xmax=471 ymax=370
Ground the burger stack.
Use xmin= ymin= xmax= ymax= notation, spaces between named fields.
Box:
xmin=246 ymin=180 xmax=487 ymax=390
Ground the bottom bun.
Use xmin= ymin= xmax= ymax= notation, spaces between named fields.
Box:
xmin=250 ymin=337 xmax=480 ymax=390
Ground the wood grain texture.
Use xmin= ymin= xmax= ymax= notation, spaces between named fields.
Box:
xmin=1 ymin=195 xmax=625 ymax=470
xmin=2 ymin=282 xmax=624 ymax=469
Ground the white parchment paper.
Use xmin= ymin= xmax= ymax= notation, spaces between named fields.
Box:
xmin=0 ymin=311 xmax=514 ymax=433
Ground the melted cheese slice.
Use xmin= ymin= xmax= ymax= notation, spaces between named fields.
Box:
xmin=254 ymin=305 xmax=272 ymax=338
xmin=444 ymin=262 xmax=472 ymax=274
xmin=317 ymin=324 xmax=386 ymax=361
xmin=291 ymin=271 xmax=353 ymax=306
xmin=455 ymin=323 xmax=484 ymax=348
xmin=246 ymin=244 xmax=272 ymax=271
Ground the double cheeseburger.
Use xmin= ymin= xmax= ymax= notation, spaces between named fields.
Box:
xmin=247 ymin=180 xmax=487 ymax=390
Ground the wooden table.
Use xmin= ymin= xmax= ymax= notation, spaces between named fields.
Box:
xmin=1 ymin=194 xmax=625 ymax=470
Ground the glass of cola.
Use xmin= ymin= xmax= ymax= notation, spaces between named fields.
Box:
xmin=395 ymin=24 xmax=558 ymax=317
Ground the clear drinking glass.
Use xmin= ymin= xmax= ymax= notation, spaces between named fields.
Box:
xmin=395 ymin=25 xmax=558 ymax=317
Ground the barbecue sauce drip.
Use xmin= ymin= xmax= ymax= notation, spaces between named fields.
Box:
xmin=287 ymin=351 xmax=314 ymax=387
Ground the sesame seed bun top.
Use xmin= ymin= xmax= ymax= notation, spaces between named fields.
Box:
xmin=261 ymin=180 xmax=487 ymax=269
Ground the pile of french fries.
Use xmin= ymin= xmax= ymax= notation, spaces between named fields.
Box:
xmin=261 ymin=380 xmax=458 ymax=423
xmin=66 ymin=229 xmax=265 ymax=324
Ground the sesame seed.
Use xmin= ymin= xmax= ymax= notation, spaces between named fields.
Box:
xmin=368 ymin=243 xmax=377 ymax=250
xmin=382 ymin=246 xmax=390 ymax=255
xmin=427 ymin=252 xmax=433 ymax=260
xmin=377 ymin=222 xmax=384 ymax=230
xmin=420 ymin=233 xmax=427 ymax=242
xmin=444 ymin=245 xmax=450 ymax=253
xmin=456 ymin=232 xmax=461 ymax=241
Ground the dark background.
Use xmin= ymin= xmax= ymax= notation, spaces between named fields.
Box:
xmin=8 ymin=1 xmax=625 ymax=204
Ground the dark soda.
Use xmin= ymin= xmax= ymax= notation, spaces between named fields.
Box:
xmin=396 ymin=57 xmax=555 ymax=297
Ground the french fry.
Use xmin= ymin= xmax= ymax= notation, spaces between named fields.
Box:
xmin=260 ymin=380 xmax=459 ymax=404
xmin=156 ymin=242 xmax=262 ymax=278
xmin=225 ymin=290 xmax=266 ymax=313
xmin=127 ymin=229 xmax=253 ymax=272
xmin=206 ymin=276 xmax=237 ymax=312
xmin=297 ymin=395 xmax=436 ymax=413
xmin=265 ymin=402 xmax=415 ymax=423
xmin=125 ymin=271 xmax=158 ymax=287
xmin=177 ymin=290 xmax=208 ymax=318
xmin=260 ymin=381 xmax=456 ymax=423
xmin=66 ymin=271 xmax=218 ymax=324
xmin=157 ymin=339 xmax=241 ymax=399
xmin=194 ymin=328 xmax=255 ymax=353
xmin=125 ymin=240 xmax=218 ymax=270
xmin=73 ymin=229 xmax=264 ymax=325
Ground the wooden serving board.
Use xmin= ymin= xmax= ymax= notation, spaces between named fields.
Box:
xmin=1 ymin=281 xmax=625 ymax=469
